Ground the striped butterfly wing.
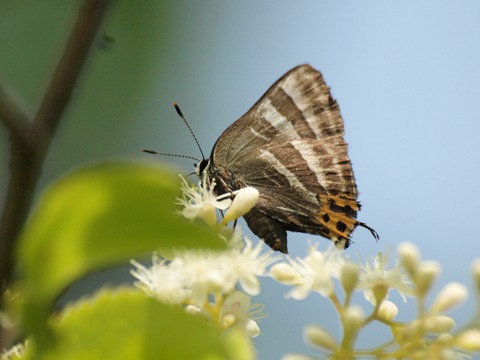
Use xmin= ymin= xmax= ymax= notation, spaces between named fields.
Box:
xmin=210 ymin=64 xmax=375 ymax=253
xmin=239 ymin=137 xmax=359 ymax=251
xmin=213 ymin=64 xmax=344 ymax=166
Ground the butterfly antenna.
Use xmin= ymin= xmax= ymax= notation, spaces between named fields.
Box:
xmin=173 ymin=102 xmax=206 ymax=160
xmin=141 ymin=149 xmax=200 ymax=162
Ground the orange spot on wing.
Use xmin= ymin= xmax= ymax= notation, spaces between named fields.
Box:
xmin=316 ymin=195 xmax=360 ymax=239
xmin=328 ymin=195 xmax=360 ymax=212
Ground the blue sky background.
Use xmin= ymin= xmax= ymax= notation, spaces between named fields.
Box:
xmin=1 ymin=1 xmax=480 ymax=358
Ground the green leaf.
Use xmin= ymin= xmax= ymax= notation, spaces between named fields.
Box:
xmin=17 ymin=163 xmax=225 ymax=344
xmin=38 ymin=288 xmax=249 ymax=360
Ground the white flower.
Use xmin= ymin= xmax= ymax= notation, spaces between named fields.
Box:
xmin=271 ymin=244 xmax=346 ymax=300
xmin=357 ymin=251 xmax=414 ymax=305
xmin=176 ymin=175 xmax=260 ymax=230
xmin=220 ymin=291 xmax=264 ymax=338
xmin=229 ymin=237 xmax=277 ymax=296
xmin=132 ymin=238 xmax=276 ymax=307
xmin=180 ymin=238 xmax=276 ymax=305
xmin=131 ymin=254 xmax=191 ymax=304
xmin=176 ymin=174 xmax=231 ymax=227
xmin=178 ymin=250 xmax=229 ymax=306
xmin=183 ymin=292 xmax=263 ymax=338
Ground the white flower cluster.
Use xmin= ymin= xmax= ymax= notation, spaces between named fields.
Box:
xmin=131 ymin=237 xmax=276 ymax=338
xmin=133 ymin=174 xmax=480 ymax=358
xmin=278 ymin=242 xmax=480 ymax=359
xmin=271 ymin=244 xmax=414 ymax=307
xmin=132 ymin=174 xmax=269 ymax=338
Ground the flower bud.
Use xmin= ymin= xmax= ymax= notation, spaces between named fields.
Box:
xmin=455 ymin=329 xmax=480 ymax=350
xmin=340 ymin=263 xmax=360 ymax=294
xmin=431 ymin=282 xmax=468 ymax=313
xmin=377 ymin=300 xmax=398 ymax=321
xmin=343 ymin=305 xmax=365 ymax=332
xmin=398 ymin=242 xmax=420 ymax=277
xmin=245 ymin=319 xmax=260 ymax=338
xmin=402 ymin=320 xmax=423 ymax=339
xmin=424 ymin=315 xmax=455 ymax=333
xmin=184 ymin=304 xmax=202 ymax=315
xmin=471 ymin=259 xmax=480 ymax=293
xmin=414 ymin=260 xmax=440 ymax=296
xmin=221 ymin=187 xmax=259 ymax=225
xmin=270 ymin=263 xmax=301 ymax=284
xmin=436 ymin=332 xmax=453 ymax=345
xmin=305 ymin=324 xmax=338 ymax=351
xmin=222 ymin=314 xmax=236 ymax=328
xmin=282 ymin=355 xmax=314 ymax=360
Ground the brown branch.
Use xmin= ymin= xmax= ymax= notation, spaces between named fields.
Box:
xmin=0 ymin=86 xmax=32 ymax=148
xmin=32 ymin=0 xmax=111 ymax=144
xmin=0 ymin=0 xmax=111 ymax=349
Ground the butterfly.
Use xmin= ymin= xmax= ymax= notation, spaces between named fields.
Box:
xmin=193 ymin=64 xmax=379 ymax=253
xmin=144 ymin=64 xmax=378 ymax=253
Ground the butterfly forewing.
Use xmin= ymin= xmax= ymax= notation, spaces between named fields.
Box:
xmin=206 ymin=64 xmax=375 ymax=253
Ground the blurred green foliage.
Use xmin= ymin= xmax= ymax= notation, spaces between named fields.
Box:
xmin=16 ymin=163 xmax=231 ymax=358
xmin=41 ymin=288 xmax=240 ymax=360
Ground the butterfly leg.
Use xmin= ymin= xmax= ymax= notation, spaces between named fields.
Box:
xmin=243 ymin=208 xmax=288 ymax=253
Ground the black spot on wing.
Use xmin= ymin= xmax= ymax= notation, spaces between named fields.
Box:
xmin=328 ymin=198 xmax=357 ymax=218
xmin=336 ymin=221 xmax=347 ymax=233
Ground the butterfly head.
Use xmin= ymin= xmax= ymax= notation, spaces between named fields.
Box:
xmin=195 ymin=159 xmax=210 ymax=177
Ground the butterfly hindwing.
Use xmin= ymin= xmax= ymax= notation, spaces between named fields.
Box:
xmin=238 ymin=137 xmax=360 ymax=251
